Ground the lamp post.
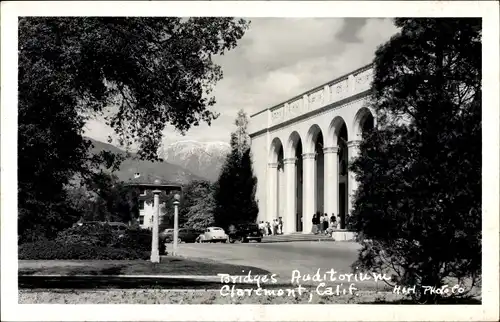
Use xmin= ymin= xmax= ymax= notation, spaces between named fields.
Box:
xmin=150 ymin=179 xmax=162 ymax=263
xmin=126 ymin=179 xmax=182 ymax=263
xmin=172 ymin=193 xmax=181 ymax=256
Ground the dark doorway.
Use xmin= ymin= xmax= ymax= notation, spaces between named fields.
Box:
xmin=339 ymin=183 xmax=346 ymax=229
xmin=295 ymin=139 xmax=303 ymax=232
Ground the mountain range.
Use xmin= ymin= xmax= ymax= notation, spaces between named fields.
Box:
xmin=159 ymin=140 xmax=230 ymax=181
xmin=88 ymin=138 xmax=230 ymax=184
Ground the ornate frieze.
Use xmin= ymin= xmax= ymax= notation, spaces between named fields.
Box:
xmin=288 ymin=98 xmax=302 ymax=118
xmin=283 ymin=157 xmax=297 ymax=165
xmin=354 ymin=68 xmax=373 ymax=92
xmin=268 ymin=162 xmax=279 ymax=168
xmin=271 ymin=106 xmax=284 ymax=123
xmin=260 ymin=66 xmax=374 ymax=128
xmin=329 ymin=78 xmax=349 ymax=103
xmin=308 ymin=88 xmax=325 ymax=110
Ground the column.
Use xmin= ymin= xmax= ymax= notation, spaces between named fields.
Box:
xmin=267 ymin=163 xmax=279 ymax=223
xmin=323 ymin=146 xmax=339 ymax=218
xmin=151 ymin=189 xmax=161 ymax=263
xmin=302 ymin=153 xmax=316 ymax=234
xmin=347 ymin=140 xmax=361 ymax=215
xmin=283 ymin=158 xmax=297 ymax=234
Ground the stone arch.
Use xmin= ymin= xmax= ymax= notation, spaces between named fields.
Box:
xmin=304 ymin=124 xmax=324 ymax=154
xmin=284 ymin=131 xmax=304 ymax=233
xmin=269 ymin=137 xmax=284 ymax=163
xmin=352 ymin=107 xmax=375 ymax=140
xmin=326 ymin=116 xmax=348 ymax=148
xmin=285 ymin=131 xmax=302 ymax=159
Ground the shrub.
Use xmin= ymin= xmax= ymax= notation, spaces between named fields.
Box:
xmin=20 ymin=223 xmax=166 ymax=259
xmin=55 ymin=223 xmax=115 ymax=247
xmin=18 ymin=240 xmax=149 ymax=260
xmin=112 ymin=228 xmax=166 ymax=255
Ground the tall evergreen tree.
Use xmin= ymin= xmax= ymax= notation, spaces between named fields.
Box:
xmin=349 ymin=19 xmax=481 ymax=303
xmin=182 ymin=180 xmax=217 ymax=230
xmin=214 ymin=110 xmax=258 ymax=230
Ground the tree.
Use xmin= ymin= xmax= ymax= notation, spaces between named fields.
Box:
xmin=349 ymin=19 xmax=481 ymax=303
xmin=18 ymin=17 xmax=249 ymax=242
xmin=214 ymin=110 xmax=259 ymax=230
xmin=181 ymin=180 xmax=217 ymax=230
xmin=65 ymin=173 xmax=139 ymax=224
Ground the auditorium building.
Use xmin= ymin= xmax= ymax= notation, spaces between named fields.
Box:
xmin=249 ymin=64 xmax=375 ymax=237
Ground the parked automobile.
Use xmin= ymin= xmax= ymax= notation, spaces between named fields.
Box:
xmin=228 ymin=223 xmax=263 ymax=243
xmin=162 ymin=228 xmax=203 ymax=243
xmin=197 ymin=227 xmax=228 ymax=243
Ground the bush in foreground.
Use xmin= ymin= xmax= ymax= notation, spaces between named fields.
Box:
xmin=19 ymin=224 xmax=165 ymax=260
xmin=18 ymin=240 xmax=149 ymax=260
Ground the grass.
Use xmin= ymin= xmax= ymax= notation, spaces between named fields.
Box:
xmin=18 ymin=258 xmax=270 ymax=276
xmin=17 ymin=289 xmax=402 ymax=304
xmin=19 ymin=289 xmax=480 ymax=304
xmin=18 ymin=289 xmax=482 ymax=304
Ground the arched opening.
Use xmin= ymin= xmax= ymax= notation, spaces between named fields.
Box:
xmin=361 ymin=113 xmax=374 ymax=139
xmin=353 ymin=107 xmax=375 ymax=140
xmin=304 ymin=124 xmax=325 ymax=234
xmin=286 ymin=131 xmax=303 ymax=233
xmin=268 ymin=138 xmax=284 ymax=226
xmin=315 ymin=131 xmax=324 ymax=217
xmin=338 ymin=123 xmax=348 ymax=229
xmin=295 ymin=139 xmax=303 ymax=232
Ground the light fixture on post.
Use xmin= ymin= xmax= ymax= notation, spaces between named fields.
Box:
xmin=126 ymin=179 xmax=182 ymax=264
xmin=172 ymin=193 xmax=181 ymax=256
xmin=150 ymin=179 xmax=162 ymax=263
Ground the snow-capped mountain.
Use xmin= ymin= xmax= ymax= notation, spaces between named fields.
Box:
xmin=87 ymin=138 xmax=205 ymax=185
xmin=160 ymin=140 xmax=231 ymax=181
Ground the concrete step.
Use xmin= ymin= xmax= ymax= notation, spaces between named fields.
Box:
xmin=261 ymin=233 xmax=334 ymax=243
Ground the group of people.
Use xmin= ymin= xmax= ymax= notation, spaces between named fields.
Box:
xmin=258 ymin=218 xmax=283 ymax=236
xmin=312 ymin=212 xmax=339 ymax=235
xmin=259 ymin=213 xmax=339 ymax=236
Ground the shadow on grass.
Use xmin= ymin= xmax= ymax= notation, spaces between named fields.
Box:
xmin=18 ymin=257 xmax=270 ymax=276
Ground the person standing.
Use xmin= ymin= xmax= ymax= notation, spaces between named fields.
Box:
xmin=311 ymin=213 xmax=318 ymax=234
xmin=323 ymin=213 xmax=329 ymax=234
xmin=278 ymin=217 xmax=283 ymax=235
xmin=258 ymin=221 xmax=265 ymax=235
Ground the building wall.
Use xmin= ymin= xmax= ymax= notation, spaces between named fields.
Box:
xmin=139 ymin=200 xmax=154 ymax=229
xmin=249 ymin=64 xmax=375 ymax=230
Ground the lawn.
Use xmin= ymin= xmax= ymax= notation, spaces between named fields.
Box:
xmin=18 ymin=289 xmax=481 ymax=304
xmin=18 ymin=257 xmax=270 ymax=276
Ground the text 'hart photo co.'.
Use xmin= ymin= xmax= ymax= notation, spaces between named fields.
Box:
xmin=1 ymin=1 xmax=499 ymax=322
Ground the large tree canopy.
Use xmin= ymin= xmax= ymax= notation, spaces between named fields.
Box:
xmin=18 ymin=17 xmax=249 ymax=242
xmin=349 ymin=18 xmax=481 ymax=303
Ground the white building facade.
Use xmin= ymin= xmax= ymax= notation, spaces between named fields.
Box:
xmin=249 ymin=64 xmax=375 ymax=235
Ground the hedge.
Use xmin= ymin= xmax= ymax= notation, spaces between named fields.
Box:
xmin=19 ymin=224 xmax=166 ymax=260
xmin=18 ymin=240 xmax=150 ymax=260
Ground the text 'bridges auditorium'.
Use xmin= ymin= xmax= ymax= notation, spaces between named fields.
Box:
xmin=249 ymin=64 xmax=375 ymax=235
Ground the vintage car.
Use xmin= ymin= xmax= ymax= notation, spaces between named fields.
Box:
xmin=228 ymin=223 xmax=263 ymax=243
xmin=162 ymin=228 xmax=204 ymax=243
xmin=196 ymin=227 xmax=228 ymax=243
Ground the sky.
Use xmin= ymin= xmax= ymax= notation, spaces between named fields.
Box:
xmin=83 ymin=18 xmax=400 ymax=148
